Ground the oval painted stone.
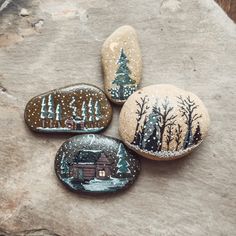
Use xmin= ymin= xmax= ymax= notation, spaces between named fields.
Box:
xmin=102 ymin=25 xmax=142 ymax=105
xmin=24 ymin=84 xmax=112 ymax=133
xmin=119 ymin=84 xmax=210 ymax=160
xmin=55 ymin=134 xmax=141 ymax=193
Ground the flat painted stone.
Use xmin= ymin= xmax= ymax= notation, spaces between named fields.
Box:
xmin=119 ymin=84 xmax=210 ymax=160
xmin=55 ymin=134 xmax=141 ymax=193
xmin=24 ymin=84 xmax=112 ymax=133
xmin=102 ymin=25 xmax=142 ymax=105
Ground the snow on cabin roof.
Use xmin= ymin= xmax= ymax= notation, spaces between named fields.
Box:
xmin=73 ymin=150 xmax=103 ymax=163
xmin=73 ymin=116 xmax=82 ymax=122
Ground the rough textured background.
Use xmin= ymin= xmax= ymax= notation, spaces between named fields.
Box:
xmin=0 ymin=0 xmax=236 ymax=235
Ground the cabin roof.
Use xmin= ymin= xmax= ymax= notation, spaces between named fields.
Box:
xmin=73 ymin=150 xmax=103 ymax=163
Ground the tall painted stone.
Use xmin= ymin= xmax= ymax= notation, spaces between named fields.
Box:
xmin=102 ymin=25 xmax=142 ymax=105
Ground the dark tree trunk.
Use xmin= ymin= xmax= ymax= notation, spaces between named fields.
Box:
xmin=131 ymin=122 xmax=140 ymax=145
xmin=158 ymin=125 xmax=166 ymax=151
xmin=167 ymin=142 xmax=170 ymax=151
xmin=175 ymin=142 xmax=180 ymax=151
xmin=118 ymin=85 xmax=124 ymax=100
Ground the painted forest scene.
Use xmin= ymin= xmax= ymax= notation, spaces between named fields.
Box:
xmin=130 ymin=95 xmax=203 ymax=158
xmin=109 ymin=48 xmax=137 ymax=100
xmin=25 ymin=87 xmax=112 ymax=133
xmin=39 ymin=95 xmax=103 ymax=132
xmin=57 ymin=140 xmax=138 ymax=193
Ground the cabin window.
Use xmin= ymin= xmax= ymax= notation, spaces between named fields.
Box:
xmin=99 ymin=170 xmax=106 ymax=177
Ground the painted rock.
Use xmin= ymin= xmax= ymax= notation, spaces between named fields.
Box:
xmin=119 ymin=84 xmax=210 ymax=160
xmin=55 ymin=134 xmax=141 ymax=193
xmin=24 ymin=84 xmax=112 ymax=133
xmin=102 ymin=25 xmax=142 ymax=105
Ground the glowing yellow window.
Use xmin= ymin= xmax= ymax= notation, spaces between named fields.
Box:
xmin=99 ymin=170 xmax=105 ymax=177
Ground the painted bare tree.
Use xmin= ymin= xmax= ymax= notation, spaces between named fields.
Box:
xmin=153 ymin=98 xmax=177 ymax=151
xmin=137 ymin=115 xmax=148 ymax=148
xmin=165 ymin=123 xmax=175 ymax=151
xmin=174 ymin=124 xmax=183 ymax=151
xmin=177 ymin=95 xmax=202 ymax=149
xmin=131 ymin=96 xmax=149 ymax=146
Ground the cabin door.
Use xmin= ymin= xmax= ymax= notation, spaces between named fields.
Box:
xmin=77 ymin=168 xmax=84 ymax=181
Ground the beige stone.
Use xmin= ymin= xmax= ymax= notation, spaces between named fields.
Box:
xmin=119 ymin=84 xmax=210 ymax=160
xmin=102 ymin=25 xmax=142 ymax=105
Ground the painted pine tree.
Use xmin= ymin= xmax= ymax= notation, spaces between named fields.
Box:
xmin=69 ymin=96 xmax=77 ymax=118
xmin=144 ymin=125 xmax=160 ymax=152
xmin=116 ymin=143 xmax=131 ymax=176
xmin=40 ymin=96 xmax=47 ymax=128
xmin=88 ymin=98 xmax=95 ymax=126
xmin=81 ymin=101 xmax=87 ymax=122
xmin=111 ymin=48 xmax=136 ymax=100
xmin=56 ymin=104 xmax=62 ymax=128
xmin=94 ymin=101 xmax=102 ymax=121
xmin=192 ymin=122 xmax=202 ymax=145
xmin=141 ymin=112 xmax=160 ymax=152
xmin=60 ymin=153 xmax=69 ymax=176
xmin=47 ymin=94 xmax=55 ymax=128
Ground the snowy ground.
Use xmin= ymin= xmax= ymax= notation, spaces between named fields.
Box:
xmin=81 ymin=177 xmax=130 ymax=192
xmin=61 ymin=177 xmax=130 ymax=192
xmin=128 ymin=143 xmax=202 ymax=159
xmin=37 ymin=127 xmax=104 ymax=133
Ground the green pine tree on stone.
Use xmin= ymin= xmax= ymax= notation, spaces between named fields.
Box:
xmin=48 ymin=94 xmax=55 ymax=128
xmin=95 ymin=101 xmax=102 ymax=121
xmin=40 ymin=96 xmax=47 ymax=128
xmin=81 ymin=101 xmax=87 ymax=122
xmin=88 ymin=98 xmax=95 ymax=122
xmin=56 ymin=104 xmax=62 ymax=128
xmin=112 ymin=48 xmax=135 ymax=100
xmin=60 ymin=153 xmax=69 ymax=176
xmin=116 ymin=143 xmax=131 ymax=175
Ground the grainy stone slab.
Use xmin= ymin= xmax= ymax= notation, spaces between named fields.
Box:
xmin=0 ymin=0 xmax=236 ymax=235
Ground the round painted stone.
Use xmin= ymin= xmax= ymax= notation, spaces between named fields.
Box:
xmin=119 ymin=84 xmax=210 ymax=160
xmin=24 ymin=84 xmax=112 ymax=133
xmin=102 ymin=25 xmax=142 ymax=105
xmin=55 ymin=134 xmax=141 ymax=193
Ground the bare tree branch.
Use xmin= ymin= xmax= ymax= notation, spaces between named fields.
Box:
xmin=193 ymin=114 xmax=202 ymax=122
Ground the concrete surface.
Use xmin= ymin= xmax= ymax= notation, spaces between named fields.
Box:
xmin=0 ymin=0 xmax=236 ymax=235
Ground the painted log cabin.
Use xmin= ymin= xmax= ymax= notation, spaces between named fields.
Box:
xmin=69 ymin=150 xmax=113 ymax=182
